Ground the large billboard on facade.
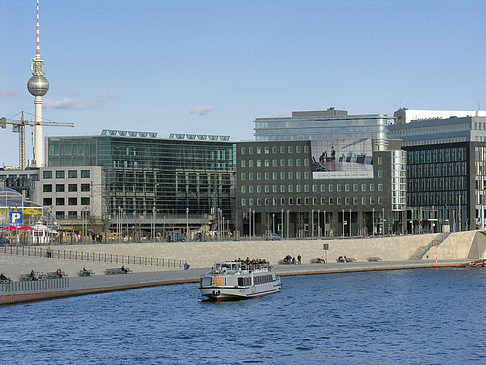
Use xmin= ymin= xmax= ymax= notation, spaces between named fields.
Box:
xmin=311 ymin=138 xmax=374 ymax=179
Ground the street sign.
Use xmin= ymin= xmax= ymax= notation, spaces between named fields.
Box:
xmin=10 ymin=212 xmax=22 ymax=226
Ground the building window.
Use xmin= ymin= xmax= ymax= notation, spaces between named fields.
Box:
xmin=281 ymin=198 xmax=285 ymax=205
xmin=248 ymin=147 xmax=253 ymax=154
xmin=273 ymin=185 xmax=278 ymax=192
xmin=257 ymin=173 xmax=262 ymax=180
xmin=288 ymin=185 xmax=294 ymax=192
xmin=81 ymin=170 xmax=90 ymax=178
xmin=378 ymin=170 xmax=383 ymax=178
xmin=265 ymin=198 xmax=270 ymax=206
xmin=288 ymin=159 xmax=293 ymax=167
xmin=241 ymin=186 xmax=246 ymax=193
xmin=313 ymin=197 xmax=317 ymax=205
xmin=272 ymin=146 xmax=277 ymax=154
xmin=296 ymin=146 xmax=301 ymax=153
xmin=288 ymin=172 xmax=293 ymax=179
xmin=56 ymin=184 xmax=65 ymax=192
xmin=329 ymin=197 xmax=334 ymax=205
xmin=345 ymin=197 xmax=350 ymax=205
xmin=249 ymin=160 xmax=254 ymax=167
xmin=280 ymin=185 xmax=285 ymax=192
xmin=249 ymin=198 xmax=254 ymax=206
xmin=68 ymin=211 xmax=77 ymax=218
xmin=280 ymin=146 xmax=285 ymax=153
xmin=378 ymin=157 xmax=383 ymax=165
xmin=370 ymin=197 xmax=375 ymax=204
xmin=273 ymin=172 xmax=278 ymax=180
xmin=280 ymin=172 xmax=285 ymax=179
xmin=296 ymin=159 xmax=301 ymax=167
xmin=296 ymin=172 xmax=301 ymax=179
xmin=337 ymin=197 xmax=342 ymax=205
xmin=320 ymin=184 xmax=326 ymax=192
xmin=361 ymin=184 xmax=366 ymax=191
xmin=264 ymin=185 xmax=270 ymax=193
xmin=257 ymin=160 xmax=261 ymax=167
xmin=241 ymin=198 xmax=246 ymax=206
xmin=304 ymin=198 xmax=309 ymax=205
xmin=43 ymin=171 xmax=52 ymax=179
xmin=304 ymin=185 xmax=309 ymax=192
xmin=241 ymin=173 xmax=246 ymax=181
xmin=296 ymin=198 xmax=301 ymax=205
xmin=280 ymin=159 xmax=285 ymax=167
xmin=296 ymin=185 xmax=302 ymax=192
xmin=68 ymin=170 xmax=77 ymax=178
xmin=264 ymin=147 xmax=270 ymax=154
xmin=264 ymin=172 xmax=269 ymax=180
xmin=288 ymin=146 xmax=293 ymax=153
xmin=81 ymin=197 xmax=90 ymax=205
xmin=370 ymin=184 xmax=375 ymax=191
xmin=329 ymin=185 xmax=334 ymax=192
xmin=288 ymin=198 xmax=293 ymax=205
xmin=337 ymin=184 xmax=342 ymax=192
xmin=312 ymin=185 xmax=317 ymax=192
xmin=56 ymin=197 xmax=65 ymax=206
xmin=345 ymin=184 xmax=350 ymax=192
xmin=304 ymin=172 xmax=309 ymax=179
xmin=378 ymin=184 xmax=383 ymax=191
xmin=240 ymin=160 xmax=246 ymax=168
xmin=68 ymin=184 xmax=77 ymax=192
xmin=240 ymin=147 xmax=246 ymax=155
xmin=56 ymin=170 xmax=65 ymax=179
xmin=56 ymin=211 xmax=65 ymax=219
xmin=353 ymin=197 xmax=358 ymax=205
xmin=304 ymin=146 xmax=309 ymax=153
xmin=256 ymin=147 xmax=261 ymax=154
xmin=68 ymin=197 xmax=77 ymax=206
xmin=257 ymin=185 xmax=262 ymax=193
xmin=378 ymin=197 xmax=383 ymax=204
xmin=273 ymin=160 xmax=277 ymax=167
xmin=248 ymin=173 xmax=254 ymax=180
xmin=304 ymin=159 xmax=309 ymax=166
xmin=362 ymin=197 xmax=367 ymax=205
xmin=353 ymin=184 xmax=358 ymax=192
xmin=249 ymin=186 xmax=254 ymax=193
xmin=43 ymin=184 xmax=52 ymax=192
xmin=43 ymin=198 xmax=52 ymax=205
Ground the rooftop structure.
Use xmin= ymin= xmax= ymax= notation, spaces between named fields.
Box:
xmin=253 ymin=107 xmax=392 ymax=151
xmin=393 ymin=108 xmax=486 ymax=124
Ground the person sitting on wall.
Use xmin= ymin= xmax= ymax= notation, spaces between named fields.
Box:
xmin=121 ymin=265 xmax=127 ymax=273
xmin=30 ymin=270 xmax=38 ymax=281
xmin=184 ymin=262 xmax=190 ymax=270
xmin=0 ymin=273 xmax=9 ymax=281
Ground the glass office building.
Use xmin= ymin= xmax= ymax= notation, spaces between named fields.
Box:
xmin=47 ymin=131 xmax=236 ymax=232
xmin=253 ymin=108 xmax=392 ymax=146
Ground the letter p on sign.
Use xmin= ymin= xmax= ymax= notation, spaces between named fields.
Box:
xmin=10 ymin=212 xmax=22 ymax=226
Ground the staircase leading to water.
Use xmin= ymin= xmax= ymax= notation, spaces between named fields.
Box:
xmin=408 ymin=232 xmax=451 ymax=260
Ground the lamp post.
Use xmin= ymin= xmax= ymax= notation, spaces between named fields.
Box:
xmin=317 ymin=209 xmax=320 ymax=238
xmin=281 ymin=208 xmax=284 ymax=239
xmin=249 ymin=208 xmax=252 ymax=240
xmin=342 ymin=208 xmax=345 ymax=237
xmin=272 ymin=213 xmax=275 ymax=234
xmin=324 ymin=210 xmax=326 ymax=237
xmin=311 ymin=209 xmax=314 ymax=240
xmin=186 ymin=207 xmax=189 ymax=241
xmin=286 ymin=209 xmax=289 ymax=239
xmin=349 ymin=208 xmax=352 ymax=237
xmin=373 ymin=207 xmax=375 ymax=236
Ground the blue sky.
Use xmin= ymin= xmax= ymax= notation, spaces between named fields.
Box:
xmin=1 ymin=0 xmax=485 ymax=167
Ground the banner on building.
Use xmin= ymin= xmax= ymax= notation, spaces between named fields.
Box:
xmin=311 ymin=138 xmax=374 ymax=179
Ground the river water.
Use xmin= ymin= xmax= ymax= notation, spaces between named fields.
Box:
xmin=1 ymin=268 xmax=485 ymax=364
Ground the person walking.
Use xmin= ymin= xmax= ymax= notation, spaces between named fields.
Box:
xmin=297 ymin=254 xmax=302 ymax=265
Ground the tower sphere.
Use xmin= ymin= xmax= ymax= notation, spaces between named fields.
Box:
xmin=27 ymin=75 xmax=49 ymax=96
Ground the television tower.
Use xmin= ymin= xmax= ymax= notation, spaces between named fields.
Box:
xmin=27 ymin=0 xmax=49 ymax=167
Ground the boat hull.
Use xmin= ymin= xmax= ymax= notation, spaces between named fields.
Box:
xmin=200 ymin=282 xmax=281 ymax=301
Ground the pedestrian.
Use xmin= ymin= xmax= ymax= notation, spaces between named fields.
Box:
xmin=297 ymin=254 xmax=302 ymax=265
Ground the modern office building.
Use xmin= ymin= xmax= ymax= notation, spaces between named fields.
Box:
xmin=235 ymin=138 xmax=406 ymax=238
xmin=387 ymin=114 xmax=486 ymax=232
xmin=253 ymin=108 xmax=393 ymax=148
xmin=393 ymin=108 xmax=486 ymax=125
xmin=46 ymin=131 xmax=236 ymax=237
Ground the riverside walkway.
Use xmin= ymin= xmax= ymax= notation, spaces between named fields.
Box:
xmin=0 ymin=259 xmax=471 ymax=305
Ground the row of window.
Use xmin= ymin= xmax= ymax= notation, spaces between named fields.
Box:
xmin=240 ymin=158 xmax=310 ymax=168
xmin=55 ymin=211 xmax=90 ymax=219
xmin=408 ymin=192 xmax=466 ymax=207
xmin=408 ymin=177 xmax=466 ymax=192
xmin=407 ymin=148 xmax=466 ymax=165
xmin=43 ymin=197 xmax=90 ymax=206
xmin=43 ymin=184 xmax=91 ymax=193
xmin=241 ymin=196 xmax=384 ymax=207
xmin=241 ymin=183 xmax=384 ymax=193
xmin=240 ymin=145 xmax=309 ymax=155
xmin=407 ymin=162 xmax=466 ymax=178
xmin=43 ymin=170 xmax=91 ymax=179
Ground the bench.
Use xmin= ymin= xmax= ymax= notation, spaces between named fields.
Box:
xmin=79 ymin=269 xmax=95 ymax=277
xmin=367 ymin=256 xmax=382 ymax=262
xmin=104 ymin=267 xmax=132 ymax=275
xmin=19 ymin=271 xmax=47 ymax=281
xmin=47 ymin=271 xmax=67 ymax=279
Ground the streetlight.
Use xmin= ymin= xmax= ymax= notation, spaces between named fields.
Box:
xmin=317 ymin=209 xmax=320 ymax=238
xmin=311 ymin=209 xmax=314 ymax=240
xmin=281 ymin=208 xmax=284 ymax=239
xmin=249 ymin=208 xmax=252 ymax=240
xmin=272 ymin=213 xmax=275 ymax=234
xmin=153 ymin=206 xmax=156 ymax=242
xmin=186 ymin=207 xmax=189 ymax=241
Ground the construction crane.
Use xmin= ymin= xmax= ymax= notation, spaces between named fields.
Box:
xmin=0 ymin=111 xmax=74 ymax=170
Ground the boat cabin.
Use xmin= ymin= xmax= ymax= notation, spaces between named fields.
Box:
xmin=213 ymin=262 xmax=241 ymax=273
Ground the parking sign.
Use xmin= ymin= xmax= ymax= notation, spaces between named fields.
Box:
xmin=10 ymin=212 xmax=22 ymax=226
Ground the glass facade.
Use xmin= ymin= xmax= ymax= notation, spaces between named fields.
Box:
xmin=254 ymin=109 xmax=391 ymax=142
xmin=47 ymin=136 xmax=236 ymax=220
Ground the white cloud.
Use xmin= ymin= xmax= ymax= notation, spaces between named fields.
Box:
xmin=44 ymin=96 xmax=111 ymax=110
xmin=0 ymin=89 xmax=19 ymax=98
xmin=190 ymin=105 xmax=215 ymax=115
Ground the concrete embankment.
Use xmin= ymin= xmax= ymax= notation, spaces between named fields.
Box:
xmin=0 ymin=230 xmax=484 ymax=305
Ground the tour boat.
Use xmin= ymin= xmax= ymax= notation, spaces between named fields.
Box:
xmin=199 ymin=261 xmax=281 ymax=301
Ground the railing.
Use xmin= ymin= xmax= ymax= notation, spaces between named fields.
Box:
xmin=0 ymin=278 xmax=70 ymax=292
xmin=0 ymin=245 xmax=187 ymax=269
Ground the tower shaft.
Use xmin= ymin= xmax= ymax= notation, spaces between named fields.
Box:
xmin=34 ymin=96 xmax=44 ymax=167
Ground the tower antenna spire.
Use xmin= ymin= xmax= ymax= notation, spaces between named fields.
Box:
xmin=36 ymin=0 xmax=40 ymax=60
